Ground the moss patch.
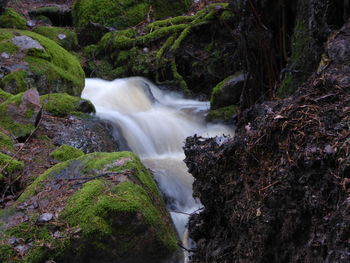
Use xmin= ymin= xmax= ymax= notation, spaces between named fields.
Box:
xmin=0 ymin=92 xmax=37 ymax=138
xmin=0 ymin=89 xmax=12 ymax=103
xmin=50 ymin=145 xmax=84 ymax=162
xmin=0 ymin=152 xmax=24 ymax=175
xmin=0 ymin=70 xmax=28 ymax=94
xmin=73 ymin=0 xmax=189 ymax=30
xmin=40 ymin=93 xmax=95 ymax=117
xmin=0 ymin=8 xmax=27 ymax=29
xmin=33 ymin=26 xmax=78 ymax=51
xmin=0 ymin=131 xmax=14 ymax=151
xmin=207 ymin=105 xmax=238 ymax=122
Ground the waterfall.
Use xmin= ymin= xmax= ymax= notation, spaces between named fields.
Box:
xmin=82 ymin=77 xmax=233 ymax=262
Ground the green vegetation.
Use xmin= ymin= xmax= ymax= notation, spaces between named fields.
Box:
xmin=73 ymin=0 xmax=189 ymax=30
xmin=0 ymin=131 xmax=14 ymax=151
xmin=50 ymin=145 xmax=84 ymax=162
xmin=207 ymin=105 xmax=238 ymax=122
xmin=1 ymin=152 xmax=178 ymax=262
xmin=40 ymin=93 xmax=95 ymax=117
xmin=277 ymin=22 xmax=312 ymax=97
xmin=0 ymin=152 xmax=24 ymax=175
xmin=33 ymin=26 xmax=78 ymax=51
xmin=210 ymin=74 xmax=237 ymax=107
xmin=0 ymin=89 xmax=12 ymax=103
xmin=0 ymin=93 xmax=36 ymax=138
xmin=0 ymin=8 xmax=27 ymax=29
xmin=0 ymin=29 xmax=85 ymax=96
xmin=0 ymin=70 xmax=27 ymax=94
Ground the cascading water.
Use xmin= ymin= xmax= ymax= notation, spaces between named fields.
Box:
xmin=82 ymin=77 xmax=233 ymax=262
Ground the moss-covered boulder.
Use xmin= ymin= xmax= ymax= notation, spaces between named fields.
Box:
xmin=210 ymin=72 xmax=247 ymax=109
xmin=0 ymin=152 xmax=179 ymax=263
xmin=0 ymin=8 xmax=27 ymax=29
xmin=0 ymin=29 xmax=84 ymax=96
xmin=86 ymin=3 xmax=236 ymax=95
xmin=73 ymin=0 xmax=190 ymax=30
xmin=40 ymin=93 xmax=95 ymax=117
xmin=50 ymin=144 xmax=84 ymax=162
xmin=33 ymin=26 xmax=78 ymax=51
xmin=0 ymin=89 xmax=40 ymax=139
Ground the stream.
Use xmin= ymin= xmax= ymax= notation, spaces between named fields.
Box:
xmin=81 ymin=77 xmax=233 ymax=262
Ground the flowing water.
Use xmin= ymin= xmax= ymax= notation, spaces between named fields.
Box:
xmin=82 ymin=77 xmax=233 ymax=262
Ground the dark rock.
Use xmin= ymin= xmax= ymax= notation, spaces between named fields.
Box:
xmin=28 ymin=5 xmax=72 ymax=27
xmin=77 ymin=22 xmax=115 ymax=46
xmin=210 ymin=72 xmax=247 ymax=109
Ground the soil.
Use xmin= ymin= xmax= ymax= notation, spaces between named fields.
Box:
xmin=184 ymin=21 xmax=350 ymax=263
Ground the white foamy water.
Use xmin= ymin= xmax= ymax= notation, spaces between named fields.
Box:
xmin=82 ymin=77 xmax=233 ymax=262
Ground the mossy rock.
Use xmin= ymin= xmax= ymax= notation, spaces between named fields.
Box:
xmin=210 ymin=72 xmax=246 ymax=109
xmin=0 ymin=152 xmax=23 ymax=178
xmin=33 ymin=26 xmax=78 ymax=51
xmin=50 ymin=144 xmax=84 ymax=162
xmin=0 ymin=29 xmax=85 ymax=96
xmin=0 ymin=91 xmax=39 ymax=139
xmin=0 ymin=130 xmax=14 ymax=150
xmin=40 ymin=93 xmax=95 ymax=117
xmin=73 ymin=0 xmax=190 ymax=30
xmin=0 ymin=8 xmax=27 ymax=29
xmin=207 ymin=105 xmax=238 ymax=122
xmin=0 ymin=88 xmax=11 ymax=103
xmin=0 ymin=152 xmax=179 ymax=263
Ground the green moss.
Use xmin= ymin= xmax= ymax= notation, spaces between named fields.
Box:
xmin=171 ymin=60 xmax=190 ymax=95
xmin=207 ymin=105 xmax=238 ymax=122
xmin=40 ymin=93 xmax=95 ymax=117
xmin=0 ymin=8 xmax=27 ymax=29
xmin=0 ymin=31 xmax=19 ymax=54
xmin=146 ymin=15 xmax=195 ymax=32
xmin=0 ymin=152 xmax=24 ymax=175
xmin=0 ymin=89 xmax=12 ymax=103
xmin=210 ymin=74 xmax=237 ymax=106
xmin=0 ymin=131 xmax=14 ymax=150
xmin=8 ymin=152 xmax=177 ymax=261
xmin=0 ymin=29 xmax=85 ymax=96
xmin=50 ymin=145 xmax=84 ymax=162
xmin=0 ymin=70 xmax=27 ymax=94
xmin=0 ymin=93 xmax=36 ymax=138
xmin=220 ymin=10 xmax=234 ymax=21
xmin=277 ymin=22 xmax=312 ymax=97
xmin=33 ymin=26 xmax=78 ymax=51
xmin=156 ymin=35 xmax=175 ymax=60
xmin=170 ymin=26 xmax=191 ymax=51
xmin=73 ymin=0 xmax=188 ymax=30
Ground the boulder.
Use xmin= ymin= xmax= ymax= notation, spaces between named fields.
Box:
xmin=210 ymin=72 xmax=247 ymax=109
xmin=0 ymin=89 xmax=41 ymax=139
xmin=0 ymin=29 xmax=85 ymax=96
xmin=0 ymin=152 xmax=180 ymax=263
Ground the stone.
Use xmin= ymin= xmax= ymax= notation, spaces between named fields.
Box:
xmin=12 ymin=35 xmax=44 ymax=50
